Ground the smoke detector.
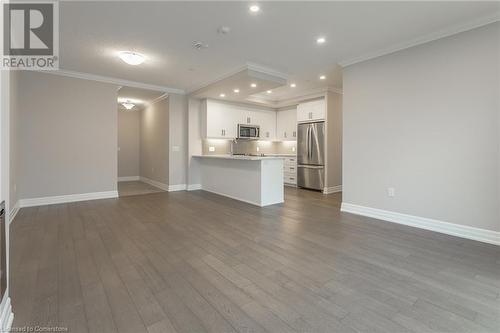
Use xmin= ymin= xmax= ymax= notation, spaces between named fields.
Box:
xmin=217 ymin=26 xmax=231 ymax=35
xmin=193 ymin=41 xmax=208 ymax=50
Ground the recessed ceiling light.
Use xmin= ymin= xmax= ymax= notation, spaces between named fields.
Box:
xmin=290 ymin=83 xmax=296 ymax=88
xmin=249 ymin=5 xmax=260 ymax=13
xmin=118 ymin=51 xmax=145 ymax=65
xmin=219 ymin=93 xmax=226 ymax=98
xmin=250 ymin=83 xmax=257 ymax=88
xmin=316 ymin=37 xmax=326 ymax=44
xmin=233 ymin=89 xmax=240 ymax=93
xmin=319 ymin=75 xmax=326 ymax=80
xmin=266 ymin=90 xmax=272 ymax=94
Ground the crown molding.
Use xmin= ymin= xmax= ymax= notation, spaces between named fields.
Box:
xmin=149 ymin=92 xmax=169 ymax=105
xmin=339 ymin=13 xmax=500 ymax=67
xmin=272 ymin=86 xmax=343 ymax=109
xmin=43 ymin=69 xmax=185 ymax=95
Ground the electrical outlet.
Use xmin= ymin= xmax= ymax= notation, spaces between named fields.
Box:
xmin=387 ymin=187 xmax=395 ymax=197
xmin=209 ymin=146 xmax=215 ymax=152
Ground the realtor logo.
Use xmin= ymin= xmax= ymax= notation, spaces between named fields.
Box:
xmin=1 ymin=1 xmax=59 ymax=69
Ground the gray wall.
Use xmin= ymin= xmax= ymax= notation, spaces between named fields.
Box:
xmin=9 ymin=72 xmax=19 ymax=206
xmin=118 ymin=110 xmax=140 ymax=178
xmin=14 ymin=71 xmax=118 ymax=199
xmin=140 ymin=97 xmax=169 ymax=184
xmin=325 ymin=92 xmax=342 ymax=188
xmin=343 ymin=23 xmax=500 ymax=231
xmin=168 ymin=94 xmax=188 ymax=186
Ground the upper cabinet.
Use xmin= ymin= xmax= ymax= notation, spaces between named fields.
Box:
xmin=276 ymin=108 xmax=297 ymax=141
xmin=202 ymin=99 xmax=276 ymax=140
xmin=297 ymin=99 xmax=325 ymax=122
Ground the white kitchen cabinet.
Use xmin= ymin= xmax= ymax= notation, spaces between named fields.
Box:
xmin=202 ymin=99 xmax=276 ymax=140
xmin=297 ymin=99 xmax=325 ymax=122
xmin=276 ymin=108 xmax=297 ymax=141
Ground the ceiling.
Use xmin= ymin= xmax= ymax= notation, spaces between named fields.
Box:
xmin=117 ymin=86 xmax=165 ymax=111
xmin=60 ymin=1 xmax=499 ymax=101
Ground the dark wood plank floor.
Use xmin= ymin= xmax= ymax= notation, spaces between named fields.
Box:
xmin=10 ymin=188 xmax=500 ymax=332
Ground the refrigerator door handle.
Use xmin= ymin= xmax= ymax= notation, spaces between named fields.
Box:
xmin=308 ymin=125 xmax=312 ymax=160
xmin=298 ymin=165 xmax=324 ymax=169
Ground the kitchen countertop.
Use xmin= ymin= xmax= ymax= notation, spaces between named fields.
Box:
xmin=193 ymin=154 xmax=286 ymax=161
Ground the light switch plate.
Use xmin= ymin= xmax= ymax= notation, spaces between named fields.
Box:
xmin=209 ymin=146 xmax=215 ymax=152
xmin=387 ymin=187 xmax=395 ymax=197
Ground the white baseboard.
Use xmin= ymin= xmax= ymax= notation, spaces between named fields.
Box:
xmin=118 ymin=176 xmax=140 ymax=182
xmin=323 ymin=185 xmax=342 ymax=194
xmin=200 ymin=188 xmax=263 ymax=207
xmin=168 ymin=184 xmax=187 ymax=192
xmin=19 ymin=190 xmax=119 ymax=208
xmin=341 ymin=202 xmax=500 ymax=246
xmin=9 ymin=201 xmax=20 ymax=223
xmin=0 ymin=297 xmax=14 ymax=332
xmin=140 ymin=177 xmax=169 ymax=191
xmin=187 ymin=184 xmax=202 ymax=191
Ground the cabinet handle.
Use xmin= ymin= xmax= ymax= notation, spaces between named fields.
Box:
xmin=247 ymin=117 xmax=251 ymax=124
xmin=284 ymin=132 xmax=287 ymax=138
xmin=266 ymin=131 xmax=269 ymax=138
xmin=293 ymin=131 xmax=296 ymax=137
xmin=221 ymin=129 xmax=224 ymax=136
xmin=308 ymin=112 xmax=312 ymax=119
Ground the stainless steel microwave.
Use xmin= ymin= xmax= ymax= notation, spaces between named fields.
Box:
xmin=238 ymin=124 xmax=260 ymax=139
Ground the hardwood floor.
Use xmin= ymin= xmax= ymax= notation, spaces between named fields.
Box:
xmin=10 ymin=188 xmax=500 ymax=332
xmin=118 ymin=181 xmax=164 ymax=197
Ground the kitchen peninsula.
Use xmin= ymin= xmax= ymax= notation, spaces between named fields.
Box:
xmin=193 ymin=155 xmax=284 ymax=206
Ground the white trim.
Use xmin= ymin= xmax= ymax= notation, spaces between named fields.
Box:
xmin=273 ymin=86 xmax=343 ymax=109
xmin=341 ymin=203 xmax=500 ymax=246
xmin=9 ymin=200 xmax=19 ymax=222
xmin=246 ymin=62 xmax=289 ymax=81
xmin=118 ymin=176 xmax=140 ymax=182
xmin=149 ymin=93 xmax=169 ymax=105
xmin=339 ymin=13 xmax=500 ymax=67
xmin=140 ymin=177 xmax=169 ymax=191
xmin=168 ymin=184 xmax=187 ymax=192
xmin=19 ymin=191 xmax=119 ymax=208
xmin=187 ymin=184 xmax=202 ymax=191
xmin=0 ymin=297 xmax=13 ymax=332
xmin=323 ymin=185 xmax=342 ymax=194
xmin=44 ymin=69 xmax=185 ymax=94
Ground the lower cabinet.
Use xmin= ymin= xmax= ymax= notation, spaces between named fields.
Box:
xmin=283 ymin=156 xmax=297 ymax=186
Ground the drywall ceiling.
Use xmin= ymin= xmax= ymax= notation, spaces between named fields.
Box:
xmin=117 ymin=86 xmax=165 ymax=110
xmin=60 ymin=1 xmax=499 ymax=101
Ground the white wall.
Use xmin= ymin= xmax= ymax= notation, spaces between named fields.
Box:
xmin=0 ymin=67 xmax=14 ymax=331
xmin=118 ymin=110 xmax=140 ymax=178
xmin=140 ymin=97 xmax=169 ymax=184
xmin=168 ymin=94 xmax=188 ymax=187
xmin=343 ymin=23 xmax=500 ymax=232
xmin=13 ymin=72 xmax=118 ymax=199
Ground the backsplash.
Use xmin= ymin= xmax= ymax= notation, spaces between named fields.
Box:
xmin=202 ymin=139 xmax=296 ymax=155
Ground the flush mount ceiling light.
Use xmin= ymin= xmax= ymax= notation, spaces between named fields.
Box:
xmin=316 ymin=37 xmax=326 ymax=44
xmin=122 ymin=101 xmax=135 ymax=110
xmin=250 ymin=83 xmax=257 ymax=88
xmin=233 ymin=89 xmax=240 ymax=93
xmin=118 ymin=51 xmax=145 ymax=65
xmin=319 ymin=75 xmax=326 ymax=80
xmin=219 ymin=93 xmax=226 ymax=97
xmin=290 ymin=83 xmax=296 ymax=88
xmin=249 ymin=4 xmax=260 ymax=13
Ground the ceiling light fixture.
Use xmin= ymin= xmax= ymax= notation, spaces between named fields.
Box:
xmin=219 ymin=93 xmax=226 ymax=97
xmin=266 ymin=90 xmax=272 ymax=94
xmin=122 ymin=101 xmax=135 ymax=110
xmin=233 ymin=89 xmax=240 ymax=93
xmin=250 ymin=83 xmax=257 ymax=88
xmin=118 ymin=51 xmax=145 ymax=65
xmin=316 ymin=37 xmax=326 ymax=44
xmin=319 ymin=75 xmax=326 ymax=80
xmin=290 ymin=83 xmax=296 ymax=88
xmin=249 ymin=5 xmax=260 ymax=13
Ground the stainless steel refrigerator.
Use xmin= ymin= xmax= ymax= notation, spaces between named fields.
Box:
xmin=297 ymin=121 xmax=325 ymax=191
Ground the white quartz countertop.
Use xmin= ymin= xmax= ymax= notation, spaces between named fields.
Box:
xmin=193 ymin=154 xmax=286 ymax=161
